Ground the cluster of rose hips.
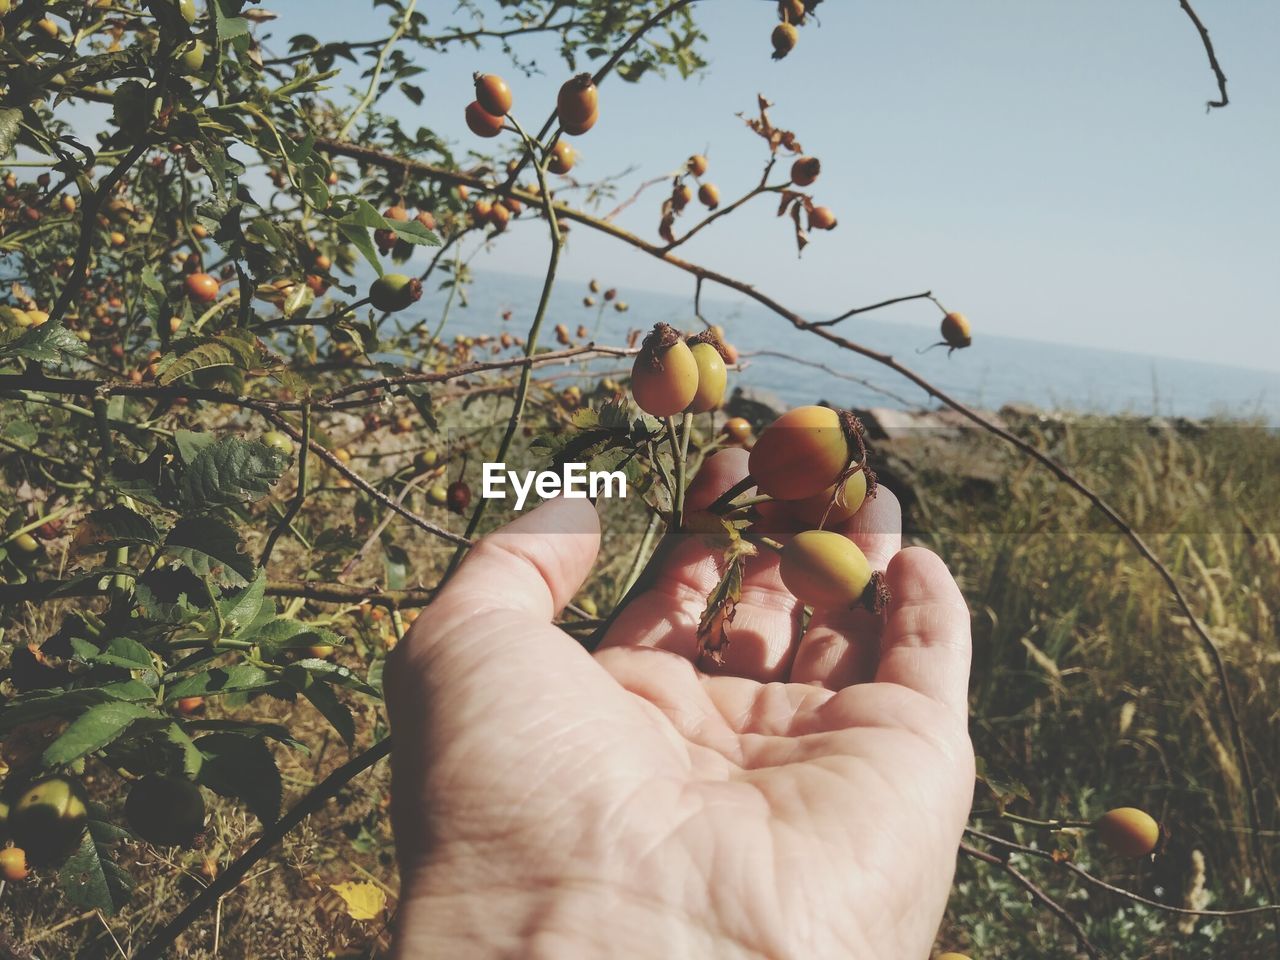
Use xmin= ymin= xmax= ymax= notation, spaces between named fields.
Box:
xmin=461 ymin=70 xmax=598 ymax=232
xmin=0 ymin=169 xmax=75 ymax=241
xmin=466 ymin=70 xmax=598 ymax=142
xmin=658 ymin=153 xmax=718 ymax=241
xmin=582 ymin=277 xmax=626 ymax=312
xmin=788 ymin=154 xmax=837 ymax=234
xmin=627 ymin=322 xmax=876 ymax=606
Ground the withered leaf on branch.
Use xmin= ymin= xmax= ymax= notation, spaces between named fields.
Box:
xmin=695 ymin=534 xmax=757 ymax=664
xmin=776 ymin=189 xmax=804 ymax=217
xmin=739 ymin=94 xmax=804 ymax=156
xmin=789 ymin=201 xmax=809 ymax=255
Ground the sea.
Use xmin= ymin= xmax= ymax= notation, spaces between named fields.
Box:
xmin=406 ymin=268 xmax=1279 ymax=424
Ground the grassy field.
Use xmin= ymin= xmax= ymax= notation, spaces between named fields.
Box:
xmin=910 ymin=412 xmax=1280 ymax=957
xmin=3 ymin=398 xmax=1277 ymax=959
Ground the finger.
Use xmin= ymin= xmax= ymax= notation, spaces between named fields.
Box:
xmin=437 ymin=495 xmax=601 ymax=623
xmin=873 ymin=546 xmax=972 ymax=715
xmin=684 ymin=445 xmax=752 ymax=512
xmin=387 ymin=496 xmax=601 ymax=694
xmin=599 ymin=448 xmax=803 ymax=682
xmin=383 ymin=498 xmax=604 ymax=862
xmin=789 ymin=487 xmax=902 ymax=688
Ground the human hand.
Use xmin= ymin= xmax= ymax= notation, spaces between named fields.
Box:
xmin=385 ymin=448 xmax=974 ymax=959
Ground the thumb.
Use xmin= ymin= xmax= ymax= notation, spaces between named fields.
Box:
xmin=433 ymin=494 xmax=601 ymax=626
xmin=384 ymin=495 xmax=601 ymax=710
xmin=383 ymin=496 xmax=601 ymax=864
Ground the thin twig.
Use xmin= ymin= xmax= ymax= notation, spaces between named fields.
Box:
xmin=662 ymin=160 xmax=779 ymax=252
xmin=47 ymin=137 xmax=153 ymax=328
xmin=603 ymin=172 xmax=675 ymax=221
xmin=259 ymin=401 xmax=311 ymax=566
xmin=256 ymin=406 xmax=471 ymax=548
xmin=446 ymin=113 xmax=564 ymax=574
xmin=1177 ymin=0 xmax=1229 ymax=109
xmin=965 ymin=828 xmax=1280 ymax=918
xmin=502 ymin=0 xmax=699 ymax=191
xmin=960 ymin=843 xmax=1103 ymax=959
xmin=737 ymin=349 xmax=917 ymax=407
xmin=337 ymin=0 xmax=419 ymax=139
xmin=0 ymin=344 xmax=633 ymax=413
xmin=338 ymin=470 xmax=434 ymax=581
xmin=810 ymin=290 xmax=942 ymax=328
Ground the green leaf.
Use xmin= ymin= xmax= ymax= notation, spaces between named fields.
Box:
xmin=282 ymin=279 xmax=314 ymax=319
xmin=164 ymin=722 xmax=205 ymax=778
xmin=165 ymin=515 xmax=254 ymax=584
xmin=0 ymin=681 xmax=158 ymax=732
xmin=42 ymin=701 xmax=157 ymax=765
xmin=366 ymin=656 xmax=385 ymax=692
xmin=59 ymin=819 xmax=134 ymax=916
xmin=250 ymin=618 xmax=344 ymax=657
xmin=196 ymin=732 xmax=281 ymax=824
xmin=0 ymin=107 xmax=22 ymax=160
xmin=110 ymin=79 xmax=156 ymax=139
xmin=165 ymin=664 xmax=270 ymax=701
xmin=178 ymin=435 xmax=288 ymax=509
xmin=0 ymin=322 xmax=89 ymax=364
xmin=220 ymin=568 xmax=269 ymax=637
xmin=397 ymin=382 xmax=438 ymax=431
xmin=181 ymin=718 xmax=304 ymax=749
xmin=82 ymin=635 xmax=154 ymax=670
xmin=213 ymin=0 xmax=251 ymax=40
xmin=284 ymin=659 xmax=379 ymax=698
xmin=174 ymin=428 xmax=218 ymax=465
xmin=387 ymin=218 xmax=439 ymax=247
xmin=2 ymin=419 xmax=37 ymax=446
xmin=298 ymin=679 xmax=354 ymax=745
xmin=338 ymin=221 xmax=383 ymax=277
xmin=298 ymin=165 xmax=331 ymax=210
xmin=154 ymin=330 xmax=260 ymax=385
xmin=344 ymin=197 xmax=387 ymax=229
xmin=70 ymin=505 xmax=160 ymax=554
xmin=383 ymin=544 xmax=409 ymax=591
xmin=974 ymin=756 xmax=1033 ymax=806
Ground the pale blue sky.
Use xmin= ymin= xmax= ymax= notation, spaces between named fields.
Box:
xmin=278 ymin=1 xmax=1280 ymax=371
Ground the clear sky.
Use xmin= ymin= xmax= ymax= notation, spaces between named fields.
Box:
xmin=268 ymin=0 xmax=1279 ymax=372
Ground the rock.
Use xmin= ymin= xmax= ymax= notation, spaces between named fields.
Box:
xmin=725 ymin=386 xmax=786 ymax=424
xmin=854 ymin=406 xmax=966 ymax=441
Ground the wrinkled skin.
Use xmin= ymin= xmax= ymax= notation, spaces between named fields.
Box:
xmin=386 ymin=449 xmax=974 ymax=958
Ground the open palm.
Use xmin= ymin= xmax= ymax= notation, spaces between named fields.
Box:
xmin=386 ymin=449 xmax=974 ymax=959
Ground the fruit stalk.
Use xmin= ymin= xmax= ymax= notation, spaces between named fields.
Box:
xmin=665 ymin=414 xmax=690 ymax=529
xmin=706 ymin=474 xmax=756 ymax=515
xmin=617 ymin=511 xmax=662 ymax=602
